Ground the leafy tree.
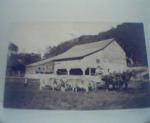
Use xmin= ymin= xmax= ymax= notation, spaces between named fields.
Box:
xmin=43 ymin=23 xmax=147 ymax=66
xmin=6 ymin=53 xmax=41 ymax=76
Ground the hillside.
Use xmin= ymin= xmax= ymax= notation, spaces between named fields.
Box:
xmin=44 ymin=23 xmax=148 ymax=66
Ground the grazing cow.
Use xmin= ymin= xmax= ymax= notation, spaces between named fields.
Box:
xmin=38 ymin=75 xmax=107 ymax=92
xmin=53 ymin=79 xmax=62 ymax=91
xmin=47 ymin=78 xmax=56 ymax=90
xmin=88 ymin=81 xmax=95 ymax=91
xmin=66 ymin=79 xmax=78 ymax=92
xmin=65 ymin=82 xmax=73 ymax=91
xmin=65 ymin=78 xmax=89 ymax=92
xmin=39 ymin=78 xmax=46 ymax=90
xmin=76 ymin=80 xmax=86 ymax=92
xmin=59 ymin=79 xmax=66 ymax=92
xmin=77 ymin=79 xmax=91 ymax=92
xmin=39 ymin=77 xmax=57 ymax=91
xmin=87 ymin=80 xmax=97 ymax=92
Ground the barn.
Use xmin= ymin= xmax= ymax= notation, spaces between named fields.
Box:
xmin=25 ymin=38 xmax=128 ymax=78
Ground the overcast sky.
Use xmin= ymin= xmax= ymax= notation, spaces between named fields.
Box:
xmin=7 ymin=22 xmax=120 ymax=55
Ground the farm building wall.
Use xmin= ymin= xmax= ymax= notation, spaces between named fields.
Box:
xmin=82 ymin=41 xmax=127 ymax=74
xmin=26 ymin=61 xmax=54 ymax=74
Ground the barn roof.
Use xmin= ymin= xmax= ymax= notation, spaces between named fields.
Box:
xmin=27 ymin=38 xmax=114 ymax=67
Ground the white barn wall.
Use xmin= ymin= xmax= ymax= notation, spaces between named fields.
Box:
xmin=26 ymin=61 xmax=54 ymax=74
xmin=54 ymin=41 xmax=127 ymax=75
xmin=81 ymin=41 xmax=127 ymax=74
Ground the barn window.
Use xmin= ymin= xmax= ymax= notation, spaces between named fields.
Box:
xmin=70 ymin=68 xmax=83 ymax=75
xmin=35 ymin=67 xmax=41 ymax=73
xmin=91 ymin=68 xmax=96 ymax=76
xmin=85 ymin=68 xmax=89 ymax=75
xmin=96 ymin=59 xmax=100 ymax=64
xmin=57 ymin=69 xmax=68 ymax=75
xmin=39 ymin=67 xmax=44 ymax=74
xmin=35 ymin=68 xmax=39 ymax=73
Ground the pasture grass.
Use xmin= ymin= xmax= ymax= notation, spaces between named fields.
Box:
xmin=3 ymin=78 xmax=150 ymax=110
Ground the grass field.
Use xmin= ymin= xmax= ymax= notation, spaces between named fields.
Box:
xmin=4 ymin=78 xmax=150 ymax=110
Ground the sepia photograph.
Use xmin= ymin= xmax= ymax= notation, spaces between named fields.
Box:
xmin=4 ymin=22 xmax=150 ymax=110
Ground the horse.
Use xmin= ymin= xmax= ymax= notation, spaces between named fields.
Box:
xmin=102 ymin=71 xmax=133 ymax=90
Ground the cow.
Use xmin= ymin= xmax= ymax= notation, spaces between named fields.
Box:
xmin=65 ymin=78 xmax=90 ymax=92
xmin=38 ymin=76 xmax=103 ymax=92
xmin=39 ymin=77 xmax=53 ymax=90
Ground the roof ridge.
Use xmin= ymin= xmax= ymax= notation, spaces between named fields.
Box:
xmin=73 ymin=38 xmax=114 ymax=47
xmin=27 ymin=38 xmax=114 ymax=66
xmin=53 ymin=39 xmax=114 ymax=61
xmin=82 ymin=39 xmax=114 ymax=58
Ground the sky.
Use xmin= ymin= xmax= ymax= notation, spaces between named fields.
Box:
xmin=7 ymin=22 xmax=120 ymax=55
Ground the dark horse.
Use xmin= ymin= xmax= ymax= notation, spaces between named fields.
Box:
xmin=120 ymin=71 xmax=133 ymax=90
xmin=102 ymin=71 xmax=133 ymax=90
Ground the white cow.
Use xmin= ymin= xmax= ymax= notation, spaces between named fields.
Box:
xmin=38 ymin=75 xmax=103 ymax=92
xmin=66 ymin=78 xmax=90 ymax=92
xmin=39 ymin=77 xmax=56 ymax=90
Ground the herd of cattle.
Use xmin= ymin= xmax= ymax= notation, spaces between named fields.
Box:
xmin=39 ymin=77 xmax=97 ymax=92
xmin=25 ymin=71 xmax=133 ymax=92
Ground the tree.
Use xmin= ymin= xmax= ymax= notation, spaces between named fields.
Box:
xmin=6 ymin=53 xmax=41 ymax=76
xmin=43 ymin=23 xmax=148 ymax=66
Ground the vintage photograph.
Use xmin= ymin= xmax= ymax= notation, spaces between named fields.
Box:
xmin=4 ymin=22 xmax=150 ymax=110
